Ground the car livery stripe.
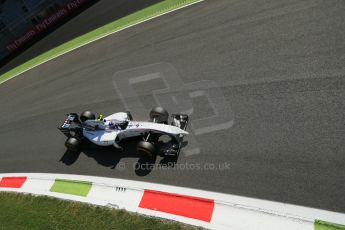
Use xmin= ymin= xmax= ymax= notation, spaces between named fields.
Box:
xmin=139 ymin=189 xmax=215 ymax=222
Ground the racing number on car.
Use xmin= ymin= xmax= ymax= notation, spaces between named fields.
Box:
xmin=112 ymin=63 xmax=234 ymax=156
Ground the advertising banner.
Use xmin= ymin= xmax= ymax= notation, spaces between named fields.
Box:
xmin=5 ymin=0 xmax=88 ymax=53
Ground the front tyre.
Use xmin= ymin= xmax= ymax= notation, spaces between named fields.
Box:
xmin=149 ymin=106 xmax=169 ymax=124
xmin=137 ymin=141 xmax=156 ymax=159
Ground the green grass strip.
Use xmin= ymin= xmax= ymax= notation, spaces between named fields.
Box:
xmin=0 ymin=192 xmax=198 ymax=230
xmin=0 ymin=0 xmax=202 ymax=84
xmin=315 ymin=220 xmax=345 ymax=230
xmin=50 ymin=179 xmax=92 ymax=197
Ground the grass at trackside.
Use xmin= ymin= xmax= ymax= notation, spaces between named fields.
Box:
xmin=0 ymin=0 xmax=202 ymax=84
xmin=0 ymin=192 xmax=200 ymax=230
xmin=315 ymin=220 xmax=345 ymax=230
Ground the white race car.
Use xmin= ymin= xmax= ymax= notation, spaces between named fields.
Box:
xmin=58 ymin=107 xmax=189 ymax=158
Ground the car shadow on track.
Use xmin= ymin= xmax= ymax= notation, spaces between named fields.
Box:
xmin=59 ymin=139 xmax=181 ymax=176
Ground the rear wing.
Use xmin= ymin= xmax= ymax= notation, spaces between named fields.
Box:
xmin=60 ymin=113 xmax=79 ymax=128
xmin=58 ymin=113 xmax=82 ymax=138
xmin=171 ymin=114 xmax=189 ymax=131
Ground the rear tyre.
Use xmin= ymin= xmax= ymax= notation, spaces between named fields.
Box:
xmin=80 ymin=111 xmax=95 ymax=122
xmin=149 ymin=106 xmax=169 ymax=124
xmin=65 ymin=137 xmax=80 ymax=152
xmin=137 ymin=141 xmax=156 ymax=159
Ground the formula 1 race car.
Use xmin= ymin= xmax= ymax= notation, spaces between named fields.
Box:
xmin=58 ymin=107 xmax=189 ymax=159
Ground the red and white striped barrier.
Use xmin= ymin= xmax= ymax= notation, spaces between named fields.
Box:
xmin=0 ymin=173 xmax=344 ymax=230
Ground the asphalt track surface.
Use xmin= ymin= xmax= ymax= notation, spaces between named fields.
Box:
xmin=0 ymin=0 xmax=345 ymax=212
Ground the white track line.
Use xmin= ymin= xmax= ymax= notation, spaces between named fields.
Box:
xmin=0 ymin=0 xmax=204 ymax=85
